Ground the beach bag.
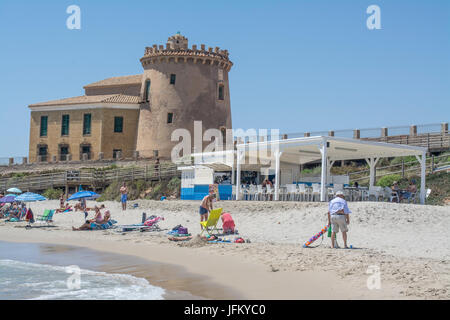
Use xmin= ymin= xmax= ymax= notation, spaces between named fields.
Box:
xmin=178 ymin=227 xmax=188 ymax=235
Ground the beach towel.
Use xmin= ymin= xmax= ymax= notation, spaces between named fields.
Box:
xmin=221 ymin=212 xmax=235 ymax=234
xmin=90 ymin=220 xmax=117 ymax=230
xmin=25 ymin=209 xmax=34 ymax=223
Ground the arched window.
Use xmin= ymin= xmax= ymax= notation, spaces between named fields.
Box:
xmin=144 ymin=79 xmax=151 ymax=102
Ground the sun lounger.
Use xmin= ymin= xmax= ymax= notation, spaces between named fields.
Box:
xmin=35 ymin=209 xmax=55 ymax=225
xmin=200 ymin=208 xmax=223 ymax=236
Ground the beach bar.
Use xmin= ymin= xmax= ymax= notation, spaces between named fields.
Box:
xmin=180 ymin=136 xmax=428 ymax=204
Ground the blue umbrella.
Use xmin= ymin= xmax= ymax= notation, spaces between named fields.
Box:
xmin=67 ymin=191 xmax=100 ymax=201
xmin=15 ymin=192 xmax=47 ymax=202
xmin=7 ymin=188 xmax=22 ymax=194
xmin=0 ymin=195 xmax=17 ymax=203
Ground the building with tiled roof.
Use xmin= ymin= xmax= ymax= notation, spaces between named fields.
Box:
xmin=28 ymin=33 xmax=232 ymax=163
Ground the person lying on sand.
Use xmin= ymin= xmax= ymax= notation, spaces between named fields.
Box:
xmin=327 ymin=191 xmax=351 ymax=249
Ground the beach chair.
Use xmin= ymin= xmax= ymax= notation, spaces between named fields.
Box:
xmin=35 ymin=209 xmax=55 ymax=226
xmin=200 ymin=208 xmax=223 ymax=236
xmin=311 ymin=184 xmax=321 ymax=202
xmin=286 ymin=184 xmax=297 ymax=201
xmin=298 ymin=184 xmax=308 ymax=201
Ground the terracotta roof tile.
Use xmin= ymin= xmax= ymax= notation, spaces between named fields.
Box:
xmin=29 ymin=94 xmax=141 ymax=107
xmin=83 ymin=75 xmax=143 ymax=88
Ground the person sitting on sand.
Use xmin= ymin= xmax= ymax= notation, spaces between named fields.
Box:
xmin=91 ymin=206 xmax=102 ymax=223
xmin=97 ymin=210 xmax=111 ymax=225
xmin=327 ymin=191 xmax=351 ymax=249
xmin=199 ymin=193 xmax=215 ymax=224
xmin=72 ymin=220 xmax=93 ymax=231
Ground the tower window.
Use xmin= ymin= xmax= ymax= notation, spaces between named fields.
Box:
xmin=114 ymin=117 xmax=123 ymax=133
xmin=144 ymin=79 xmax=151 ymax=102
xmin=167 ymin=113 xmax=174 ymax=124
xmin=170 ymin=74 xmax=176 ymax=85
xmin=218 ymin=85 xmax=224 ymax=100
xmin=61 ymin=115 xmax=70 ymax=136
xmin=40 ymin=116 xmax=48 ymax=137
xmin=83 ymin=113 xmax=91 ymax=135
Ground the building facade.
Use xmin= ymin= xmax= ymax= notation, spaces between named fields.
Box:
xmin=28 ymin=33 xmax=233 ymax=163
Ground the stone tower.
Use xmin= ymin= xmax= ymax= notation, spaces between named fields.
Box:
xmin=136 ymin=33 xmax=233 ymax=159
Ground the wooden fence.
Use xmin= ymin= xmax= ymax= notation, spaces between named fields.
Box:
xmin=0 ymin=163 xmax=180 ymax=193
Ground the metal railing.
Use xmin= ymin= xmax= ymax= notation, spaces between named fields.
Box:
xmin=348 ymin=153 xmax=450 ymax=183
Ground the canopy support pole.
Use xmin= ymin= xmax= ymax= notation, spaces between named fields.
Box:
xmin=274 ymin=151 xmax=282 ymax=201
xmin=320 ymin=140 xmax=328 ymax=202
xmin=416 ymin=151 xmax=427 ymax=204
xmin=365 ymin=157 xmax=380 ymax=187
xmin=235 ymin=149 xmax=243 ymax=200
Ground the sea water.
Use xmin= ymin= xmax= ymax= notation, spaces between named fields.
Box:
xmin=0 ymin=259 xmax=165 ymax=300
xmin=0 ymin=241 xmax=165 ymax=300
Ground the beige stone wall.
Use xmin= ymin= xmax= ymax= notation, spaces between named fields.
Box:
xmin=100 ymin=108 xmax=140 ymax=159
xmin=28 ymin=107 xmax=139 ymax=163
xmin=136 ymin=60 xmax=232 ymax=159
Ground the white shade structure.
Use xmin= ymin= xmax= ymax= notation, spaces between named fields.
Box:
xmin=189 ymin=136 xmax=428 ymax=204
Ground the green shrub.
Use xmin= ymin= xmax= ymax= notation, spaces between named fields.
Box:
xmin=43 ymin=188 xmax=64 ymax=200
xmin=168 ymin=177 xmax=181 ymax=190
xmin=376 ymin=174 xmax=402 ymax=188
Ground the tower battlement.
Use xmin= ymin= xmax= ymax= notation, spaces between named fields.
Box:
xmin=141 ymin=33 xmax=233 ymax=71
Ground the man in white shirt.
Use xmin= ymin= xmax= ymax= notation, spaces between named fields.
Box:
xmin=327 ymin=191 xmax=351 ymax=249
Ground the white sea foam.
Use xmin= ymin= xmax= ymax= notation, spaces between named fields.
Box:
xmin=0 ymin=259 xmax=165 ymax=300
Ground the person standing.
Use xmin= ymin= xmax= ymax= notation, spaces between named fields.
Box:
xmin=327 ymin=191 xmax=351 ymax=249
xmin=120 ymin=182 xmax=128 ymax=211
xmin=199 ymin=193 xmax=215 ymax=224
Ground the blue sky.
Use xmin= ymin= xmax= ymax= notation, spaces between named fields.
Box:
xmin=0 ymin=0 xmax=449 ymax=157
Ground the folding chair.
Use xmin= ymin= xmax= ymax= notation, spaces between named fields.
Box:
xmin=200 ymin=208 xmax=223 ymax=236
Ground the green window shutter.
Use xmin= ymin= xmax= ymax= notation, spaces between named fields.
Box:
xmin=40 ymin=116 xmax=48 ymax=137
xmin=114 ymin=117 xmax=123 ymax=133
xmin=83 ymin=114 xmax=91 ymax=135
xmin=170 ymin=74 xmax=176 ymax=85
xmin=61 ymin=115 xmax=70 ymax=136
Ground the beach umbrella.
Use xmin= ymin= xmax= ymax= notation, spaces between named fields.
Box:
xmin=15 ymin=192 xmax=47 ymax=202
xmin=67 ymin=191 xmax=100 ymax=201
xmin=0 ymin=195 xmax=17 ymax=203
xmin=7 ymin=188 xmax=22 ymax=194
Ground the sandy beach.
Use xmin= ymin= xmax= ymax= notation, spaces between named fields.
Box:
xmin=1 ymin=199 xmax=449 ymax=299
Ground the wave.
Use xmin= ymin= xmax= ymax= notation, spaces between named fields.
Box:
xmin=0 ymin=259 xmax=165 ymax=300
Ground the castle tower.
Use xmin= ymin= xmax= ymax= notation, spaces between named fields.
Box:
xmin=136 ymin=33 xmax=233 ymax=159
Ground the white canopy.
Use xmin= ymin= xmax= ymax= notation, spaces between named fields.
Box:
xmin=189 ymin=136 xmax=428 ymax=204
